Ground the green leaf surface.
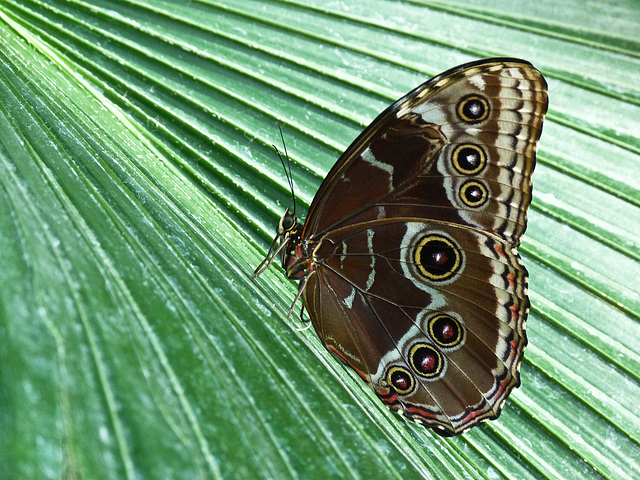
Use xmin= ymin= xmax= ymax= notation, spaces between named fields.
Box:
xmin=1 ymin=1 xmax=638 ymax=479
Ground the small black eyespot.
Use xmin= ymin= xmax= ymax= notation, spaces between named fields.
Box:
xmin=457 ymin=95 xmax=489 ymax=123
xmin=427 ymin=314 xmax=464 ymax=349
xmin=387 ymin=366 xmax=415 ymax=395
xmin=409 ymin=344 xmax=444 ymax=379
xmin=452 ymin=144 xmax=486 ymax=175
xmin=414 ymin=234 xmax=462 ymax=282
xmin=459 ymin=180 xmax=488 ymax=208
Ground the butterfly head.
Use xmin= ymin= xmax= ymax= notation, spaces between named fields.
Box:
xmin=251 ymin=207 xmax=304 ymax=280
xmin=277 ymin=207 xmax=298 ymax=236
xmin=277 ymin=208 xmax=307 ymax=276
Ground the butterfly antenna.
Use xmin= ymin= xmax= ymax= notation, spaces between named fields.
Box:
xmin=274 ymin=123 xmax=296 ymax=215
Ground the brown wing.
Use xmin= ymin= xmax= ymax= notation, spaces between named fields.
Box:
xmin=302 ymin=219 xmax=528 ymax=436
xmin=297 ymin=58 xmax=547 ymax=435
xmin=303 ymin=58 xmax=547 ymax=247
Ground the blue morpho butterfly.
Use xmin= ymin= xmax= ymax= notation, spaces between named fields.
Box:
xmin=253 ymin=58 xmax=547 ymax=436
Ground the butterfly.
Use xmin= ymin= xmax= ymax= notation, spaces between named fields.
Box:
xmin=254 ymin=58 xmax=548 ymax=436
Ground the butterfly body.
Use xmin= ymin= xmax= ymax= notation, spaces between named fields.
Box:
xmin=261 ymin=58 xmax=547 ymax=436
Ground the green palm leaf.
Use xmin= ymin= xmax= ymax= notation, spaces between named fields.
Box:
xmin=1 ymin=1 xmax=638 ymax=479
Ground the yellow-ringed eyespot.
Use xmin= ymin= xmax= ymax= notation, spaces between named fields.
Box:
xmin=452 ymin=144 xmax=486 ymax=175
xmin=427 ymin=314 xmax=464 ymax=349
xmin=387 ymin=366 xmax=415 ymax=395
xmin=459 ymin=180 xmax=488 ymax=208
xmin=457 ymin=95 xmax=490 ymax=123
xmin=409 ymin=343 xmax=444 ymax=379
xmin=414 ymin=234 xmax=462 ymax=282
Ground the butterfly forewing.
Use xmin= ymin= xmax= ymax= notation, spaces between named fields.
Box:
xmin=304 ymin=59 xmax=547 ymax=247
xmin=259 ymin=58 xmax=547 ymax=436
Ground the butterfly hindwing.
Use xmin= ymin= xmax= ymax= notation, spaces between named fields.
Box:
xmin=302 ymin=219 xmax=528 ymax=435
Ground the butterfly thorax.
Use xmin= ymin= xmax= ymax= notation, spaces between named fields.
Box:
xmin=282 ymin=234 xmax=312 ymax=280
